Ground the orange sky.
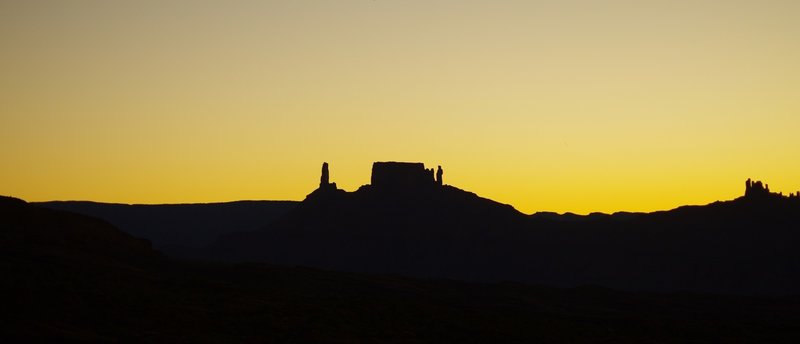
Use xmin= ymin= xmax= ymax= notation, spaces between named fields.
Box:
xmin=2 ymin=1 xmax=799 ymax=214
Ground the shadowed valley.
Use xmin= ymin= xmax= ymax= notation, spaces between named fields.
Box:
xmin=36 ymin=200 xmax=298 ymax=258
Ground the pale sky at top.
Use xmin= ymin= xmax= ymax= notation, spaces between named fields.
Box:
xmin=2 ymin=0 xmax=799 ymax=214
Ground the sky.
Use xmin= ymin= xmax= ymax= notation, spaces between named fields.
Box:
xmin=2 ymin=0 xmax=799 ymax=214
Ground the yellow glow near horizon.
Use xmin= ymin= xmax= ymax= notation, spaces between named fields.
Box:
xmin=2 ymin=1 xmax=799 ymax=214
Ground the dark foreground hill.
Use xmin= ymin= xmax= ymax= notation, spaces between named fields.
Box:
xmin=0 ymin=196 xmax=161 ymax=266
xmin=3 ymin=196 xmax=800 ymax=342
xmin=210 ymin=162 xmax=800 ymax=295
xmin=36 ymin=200 xmax=297 ymax=256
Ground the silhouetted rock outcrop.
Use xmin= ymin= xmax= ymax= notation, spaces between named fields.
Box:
xmin=320 ymin=162 xmax=329 ymax=186
xmin=370 ymin=161 xmax=440 ymax=191
xmin=436 ymin=165 xmax=444 ymax=186
xmin=319 ymin=162 xmax=337 ymax=190
xmin=745 ymin=178 xmax=769 ymax=198
xmin=744 ymin=178 xmax=798 ymax=202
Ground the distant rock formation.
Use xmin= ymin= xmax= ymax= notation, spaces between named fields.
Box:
xmin=436 ymin=165 xmax=443 ymax=186
xmin=321 ymin=162 xmax=329 ymax=186
xmin=745 ymin=178 xmax=770 ymax=198
xmin=319 ymin=162 xmax=336 ymax=190
xmin=744 ymin=178 xmax=799 ymax=200
xmin=371 ymin=162 xmax=433 ymax=190
xmin=370 ymin=162 xmax=443 ymax=191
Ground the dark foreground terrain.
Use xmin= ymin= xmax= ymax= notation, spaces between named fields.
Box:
xmin=2 ymin=196 xmax=800 ymax=342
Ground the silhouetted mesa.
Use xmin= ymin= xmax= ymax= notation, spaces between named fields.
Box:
xmin=370 ymin=161 xmax=443 ymax=191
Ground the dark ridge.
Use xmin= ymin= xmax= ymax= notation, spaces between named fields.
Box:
xmin=0 ymin=195 xmax=27 ymax=207
xmin=209 ymin=163 xmax=800 ymax=295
